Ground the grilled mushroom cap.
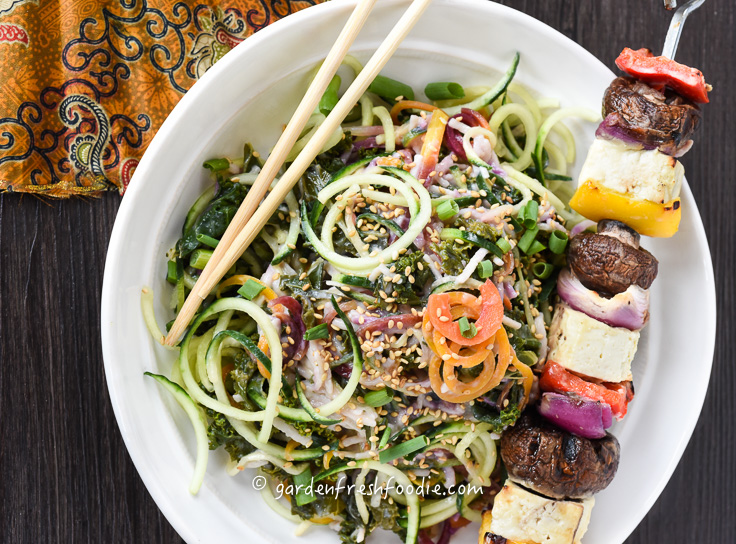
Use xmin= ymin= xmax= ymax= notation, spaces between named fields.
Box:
xmin=500 ymin=412 xmax=620 ymax=499
xmin=568 ymin=230 xmax=658 ymax=295
xmin=597 ymin=219 xmax=640 ymax=249
xmin=603 ymin=77 xmax=701 ymax=153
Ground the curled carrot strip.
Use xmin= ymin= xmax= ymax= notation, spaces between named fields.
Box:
xmin=390 ymin=100 xmax=438 ymax=123
xmin=511 ymin=355 xmax=534 ymax=408
xmin=432 ymin=329 xmax=493 ymax=369
xmin=256 ymin=334 xmax=272 ymax=380
xmin=428 ymin=328 xmax=516 ymax=404
xmin=216 ymin=274 xmax=277 ymax=300
xmin=427 ymin=280 xmax=503 ymax=346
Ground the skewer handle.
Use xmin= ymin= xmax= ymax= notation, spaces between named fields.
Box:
xmin=661 ymin=0 xmax=706 ymax=59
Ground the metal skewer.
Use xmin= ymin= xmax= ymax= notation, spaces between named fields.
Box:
xmin=661 ymin=0 xmax=706 ymax=59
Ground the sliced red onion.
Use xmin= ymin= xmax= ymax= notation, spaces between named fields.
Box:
xmin=444 ymin=108 xmax=488 ymax=161
xmin=355 ymin=313 xmax=422 ymax=338
xmin=570 ymin=220 xmax=597 ymax=238
xmin=596 ymin=114 xmax=656 ymax=149
xmin=349 ymin=125 xmax=385 ymax=137
xmin=353 ymin=136 xmax=383 ymax=150
xmin=557 ymin=269 xmax=650 ymax=330
xmin=596 ymin=113 xmax=693 ymax=157
xmin=538 ymin=392 xmax=613 ymax=439
xmin=268 ymin=296 xmax=307 ymax=360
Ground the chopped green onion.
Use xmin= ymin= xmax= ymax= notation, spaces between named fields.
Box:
xmin=304 ymin=323 xmax=329 ymax=341
xmin=436 ymin=199 xmax=460 ymax=221
xmin=532 ymin=262 xmax=554 ymax=279
xmin=189 ymin=249 xmax=213 ymax=270
xmin=292 ymin=468 xmax=316 ymax=506
xmin=549 ymin=231 xmax=569 ymax=254
xmin=368 ymin=75 xmax=415 ymax=102
xmin=196 ymin=233 xmax=219 ymax=248
xmin=237 ymin=279 xmax=265 ymax=300
xmin=319 ymin=74 xmax=341 ymax=115
xmin=202 ymin=158 xmax=229 ymax=171
xmin=519 ymin=200 xmax=539 ymax=229
xmin=517 ymin=226 xmax=539 ymax=254
xmin=379 ymin=436 xmax=429 ymax=464
xmin=364 ymin=388 xmax=394 ymax=407
xmin=424 ymin=81 xmax=465 ymax=101
xmin=166 ymin=260 xmax=177 ymax=284
xmin=478 ymin=260 xmax=494 ymax=279
xmin=458 ymin=317 xmax=477 ymax=339
xmin=496 ymin=238 xmax=512 ymax=254
xmin=526 ymin=240 xmax=547 ymax=255
xmin=378 ymin=426 xmax=392 ymax=449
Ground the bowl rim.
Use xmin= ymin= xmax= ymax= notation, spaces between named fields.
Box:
xmin=101 ymin=1 xmax=717 ymax=543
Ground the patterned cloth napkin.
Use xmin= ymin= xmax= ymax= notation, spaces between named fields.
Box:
xmin=0 ymin=0 xmax=320 ymax=197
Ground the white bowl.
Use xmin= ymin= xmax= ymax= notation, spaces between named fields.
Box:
xmin=101 ymin=1 xmax=717 ymax=543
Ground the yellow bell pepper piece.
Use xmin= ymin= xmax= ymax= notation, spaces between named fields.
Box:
xmin=569 ymin=179 xmax=681 ymax=238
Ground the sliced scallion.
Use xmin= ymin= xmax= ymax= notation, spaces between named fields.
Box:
xmin=189 ymin=249 xmax=213 ymax=270
xmin=478 ymin=260 xmax=494 ymax=279
xmin=166 ymin=260 xmax=177 ymax=284
xmin=549 ymin=230 xmax=569 ymax=254
xmin=532 ymin=262 xmax=554 ymax=279
xmin=519 ymin=200 xmax=539 ymax=229
xmin=368 ymin=75 xmax=415 ymax=102
xmin=425 ymin=81 xmax=465 ymax=101
xmin=378 ymin=426 xmax=392 ymax=449
xmin=496 ymin=238 xmax=512 ymax=254
xmin=526 ymin=240 xmax=547 ymax=255
xmin=319 ymin=74 xmax=341 ymax=116
xmin=196 ymin=233 xmax=219 ymax=249
xmin=517 ymin=226 xmax=539 ymax=254
xmin=379 ymin=436 xmax=429 ymax=464
xmin=304 ymin=323 xmax=329 ymax=341
xmin=458 ymin=317 xmax=477 ymax=339
xmin=364 ymin=388 xmax=393 ymax=408
xmin=436 ymin=199 xmax=460 ymax=221
xmin=237 ymin=279 xmax=265 ymax=300
xmin=202 ymin=158 xmax=229 ymax=171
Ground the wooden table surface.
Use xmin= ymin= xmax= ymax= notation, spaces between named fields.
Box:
xmin=1 ymin=0 xmax=733 ymax=542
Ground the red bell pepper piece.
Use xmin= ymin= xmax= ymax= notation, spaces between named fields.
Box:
xmin=539 ymin=361 xmax=634 ymax=420
xmin=615 ymin=47 xmax=710 ymax=103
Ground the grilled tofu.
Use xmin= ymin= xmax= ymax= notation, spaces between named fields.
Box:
xmin=547 ymin=303 xmax=639 ymax=383
xmin=487 ymin=480 xmax=595 ymax=544
xmin=579 ymin=138 xmax=683 ymax=204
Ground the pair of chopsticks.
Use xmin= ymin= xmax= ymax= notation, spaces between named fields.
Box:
xmin=165 ymin=0 xmax=432 ymax=345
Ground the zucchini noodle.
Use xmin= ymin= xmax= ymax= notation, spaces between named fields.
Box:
xmin=488 ymin=103 xmax=537 ymax=170
xmin=372 ymin=105 xmax=395 ymax=152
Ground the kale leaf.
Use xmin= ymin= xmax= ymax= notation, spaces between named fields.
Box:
xmin=373 ymin=251 xmax=434 ymax=304
xmin=206 ymin=409 xmax=255 ymax=461
xmin=178 ymin=180 xmax=247 ymax=257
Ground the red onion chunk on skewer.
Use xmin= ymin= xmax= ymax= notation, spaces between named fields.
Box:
xmin=538 ymin=392 xmax=613 ymax=439
xmin=557 ymin=268 xmax=650 ymax=331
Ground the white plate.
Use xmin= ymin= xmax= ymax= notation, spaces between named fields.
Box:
xmin=101 ymin=1 xmax=717 ymax=543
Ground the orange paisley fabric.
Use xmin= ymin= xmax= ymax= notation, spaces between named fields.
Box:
xmin=0 ymin=0 xmax=321 ymax=197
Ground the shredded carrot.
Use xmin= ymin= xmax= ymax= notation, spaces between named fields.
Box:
xmin=375 ymin=156 xmax=402 ymax=167
xmin=284 ymin=440 xmax=299 ymax=461
xmin=216 ymin=274 xmax=277 ymax=300
xmin=256 ymin=334 xmax=271 ymax=380
xmin=390 ymin=100 xmax=438 ymax=123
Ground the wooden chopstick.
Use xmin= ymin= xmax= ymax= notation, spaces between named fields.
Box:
xmin=165 ymin=0 xmax=432 ymax=345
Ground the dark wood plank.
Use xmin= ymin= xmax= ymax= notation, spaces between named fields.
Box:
xmin=0 ymin=1 xmax=733 ymax=542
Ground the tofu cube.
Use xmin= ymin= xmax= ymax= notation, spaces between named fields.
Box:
xmin=489 ymin=480 xmax=594 ymax=544
xmin=547 ymin=303 xmax=639 ymax=383
xmin=579 ymin=138 xmax=683 ymax=204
